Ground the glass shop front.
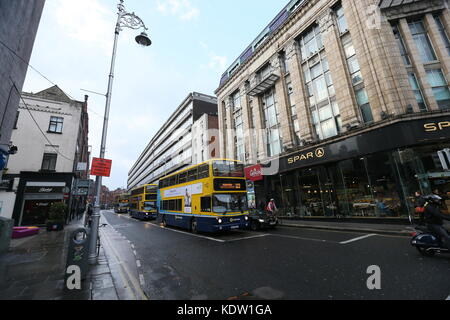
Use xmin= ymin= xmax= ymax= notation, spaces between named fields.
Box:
xmin=250 ymin=115 xmax=450 ymax=222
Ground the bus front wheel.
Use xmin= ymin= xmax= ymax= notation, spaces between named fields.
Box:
xmin=191 ymin=218 xmax=198 ymax=234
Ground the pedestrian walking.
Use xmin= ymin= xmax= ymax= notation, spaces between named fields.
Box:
xmin=266 ymin=199 xmax=278 ymax=216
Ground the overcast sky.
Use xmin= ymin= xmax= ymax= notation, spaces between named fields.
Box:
xmin=23 ymin=0 xmax=288 ymax=190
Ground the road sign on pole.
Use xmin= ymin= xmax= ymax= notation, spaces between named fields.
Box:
xmin=90 ymin=158 xmax=112 ymax=177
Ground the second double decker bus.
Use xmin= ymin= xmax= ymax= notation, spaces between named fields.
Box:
xmin=158 ymin=159 xmax=249 ymax=233
xmin=114 ymin=193 xmax=130 ymax=214
xmin=129 ymin=184 xmax=158 ymax=220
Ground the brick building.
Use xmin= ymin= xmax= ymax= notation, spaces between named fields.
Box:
xmin=215 ymin=0 xmax=450 ymax=221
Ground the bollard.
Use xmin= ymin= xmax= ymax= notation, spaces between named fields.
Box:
xmin=65 ymin=228 xmax=91 ymax=289
xmin=0 ymin=217 xmax=13 ymax=254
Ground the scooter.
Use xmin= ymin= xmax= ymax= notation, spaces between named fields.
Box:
xmin=411 ymin=225 xmax=449 ymax=257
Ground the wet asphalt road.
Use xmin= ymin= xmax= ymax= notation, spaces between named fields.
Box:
xmin=101 ymin=210 xmax=450 ymax=300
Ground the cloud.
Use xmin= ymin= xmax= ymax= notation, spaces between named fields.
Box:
xmin=53 ymin=0 xmax=115 ymax=54
xmin=157 ymin=0 xmax=200 ymax=21
xmin=208 ymin=55 xmax=228 ymax=72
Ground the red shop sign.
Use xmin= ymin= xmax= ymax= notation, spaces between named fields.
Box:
xmin=245 ymin=164 xmax=263 ymax=182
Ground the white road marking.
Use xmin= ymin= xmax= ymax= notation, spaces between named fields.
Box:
xmin=340 ymin=234 xmax=377 ymax=245
xmin=136 ymin=260 xmax=141 ymax=268
xmin=225 ymin=234 xmax=270 ymax=242
xmin=139 ymin=274 xmax=146 ymax=286
xmin=133 ymin=250 xmax=137 ymax=256
xmin=446 ymin=295 xmax=450 ymax=300
xmin=131 ymin=244 xmax=135 ymax=249
xmin=159 ymin=226 xmax=226 ymax=243
xmin=269 ymin=233 xmax=335 ymax=243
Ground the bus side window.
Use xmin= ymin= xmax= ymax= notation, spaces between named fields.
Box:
xmin=198 ymin=164 xmax=209 ymax=179
xmin=201 ymin=197 xmax=211 ymax=212
xmin=178 ymin=172 xmax=186 ymax=184
xmin=188 ymin=168 xmax=198 ymax=182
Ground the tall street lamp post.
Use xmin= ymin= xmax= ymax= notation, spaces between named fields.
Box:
xmin=89 ymin=0 xmax=151 ymax=264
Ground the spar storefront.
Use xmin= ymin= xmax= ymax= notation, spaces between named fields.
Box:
xmin=245 ymin=114 xmax=450 ymax=222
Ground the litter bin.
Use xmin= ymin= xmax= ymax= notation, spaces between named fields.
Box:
xmin=65 ymin=228 xmax=91 ymax=283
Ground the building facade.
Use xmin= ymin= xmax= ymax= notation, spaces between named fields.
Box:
xmin=215 ymin=0 xmax=450 ymax=221
xmin=0 ymin=86 xmax=90 ymax=226
xmin=0 ymin=0 xmax=45 ymax=180
xmin=128 ymin=92 xmax=218 ymax=190
xmin=191 ymin=113 xmax=220 ymax=165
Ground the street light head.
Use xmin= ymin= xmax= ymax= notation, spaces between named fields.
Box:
xmin=135 ymin=32 xmax=152 ymax=47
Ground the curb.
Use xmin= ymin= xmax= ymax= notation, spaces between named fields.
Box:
xmin=280 ymin=222 xmax=414 ymax=236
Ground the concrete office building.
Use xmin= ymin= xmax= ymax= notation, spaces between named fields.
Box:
xmin=128 ymin=92 xmax=219 ymax=190
xmin=215 ymin=0 xmax=450 ymax=221
xmin=0 ymin=0 xmax=45 ymax=181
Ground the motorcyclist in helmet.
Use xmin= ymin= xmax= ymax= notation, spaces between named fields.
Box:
xmin=423 ymin=195 xmax=450 ymax=250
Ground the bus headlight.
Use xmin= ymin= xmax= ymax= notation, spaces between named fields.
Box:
xmin=218 ymin=219 xmax=223 ymax=224
xmin=245 ymin=216 xmax=249 ymax=221
xmin=259 ymin=219 xmax=265 ymax=223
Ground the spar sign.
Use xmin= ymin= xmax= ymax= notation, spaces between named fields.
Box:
xmin=90 ymin=158 xmax=112 ymax=177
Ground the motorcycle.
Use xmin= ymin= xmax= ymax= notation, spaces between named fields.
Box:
xmin=411 ymin=225 xmax=449 ymax=257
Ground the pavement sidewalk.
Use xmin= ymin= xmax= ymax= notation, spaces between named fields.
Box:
xmin=0 ymin=215 xmax=120 ymax=300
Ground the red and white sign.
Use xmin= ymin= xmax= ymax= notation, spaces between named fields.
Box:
xmin=90 ymin=158 xmax=112 ymax=177
xmin=245 ymin=164 xmax=263 ymax=182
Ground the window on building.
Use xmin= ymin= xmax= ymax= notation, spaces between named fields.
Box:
xmin=408 ymin=20 xmax=437 ymax=63
xmin=262 ymin=88 xmax=282 ymax=157
xmin=426 ymin=69 xmax=450 ymax=110
xmin=336 ymin=6 xmax=373 ymax=125
xmin=355 ymin=88 xmax=374 ymax=123
xmin=408 ymin=73 xmax=428 ymax=112
xmin=232 ymin=91 xmax=246 ymax=162
xmin=300 ymin=26 xmax=341 ymax=141
xmin=335 ymin=5 xmax=349 ymax=34
xmin=299 ymin=25 xmax=323 ymax=61
xmin=280 ymin=51 xmax=289 ymax=74
xmin=342 ymin=34 xmax=364 ymax=86
xmin=48 ymin=116 xmax=64 ymax=133
xmin=392 ymin=24 xmax=411 ymax=66
xmin=13 ymin=111 xmax=19 ymax=129
xmin=434 ymin=15 xmax=450 ymax=56
xmin=41 ymin=153 xmax=57 ymax=171
xmin=286 ymin=77 xmax=296 ymax=116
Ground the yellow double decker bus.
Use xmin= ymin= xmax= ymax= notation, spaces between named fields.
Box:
xmin=114 ymin=193 xmax=129 ymax=214
xmin=158 ymin=159 xmax=249 ymax=233
xmin=129 ymin=184 xmax=158 ymax=220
